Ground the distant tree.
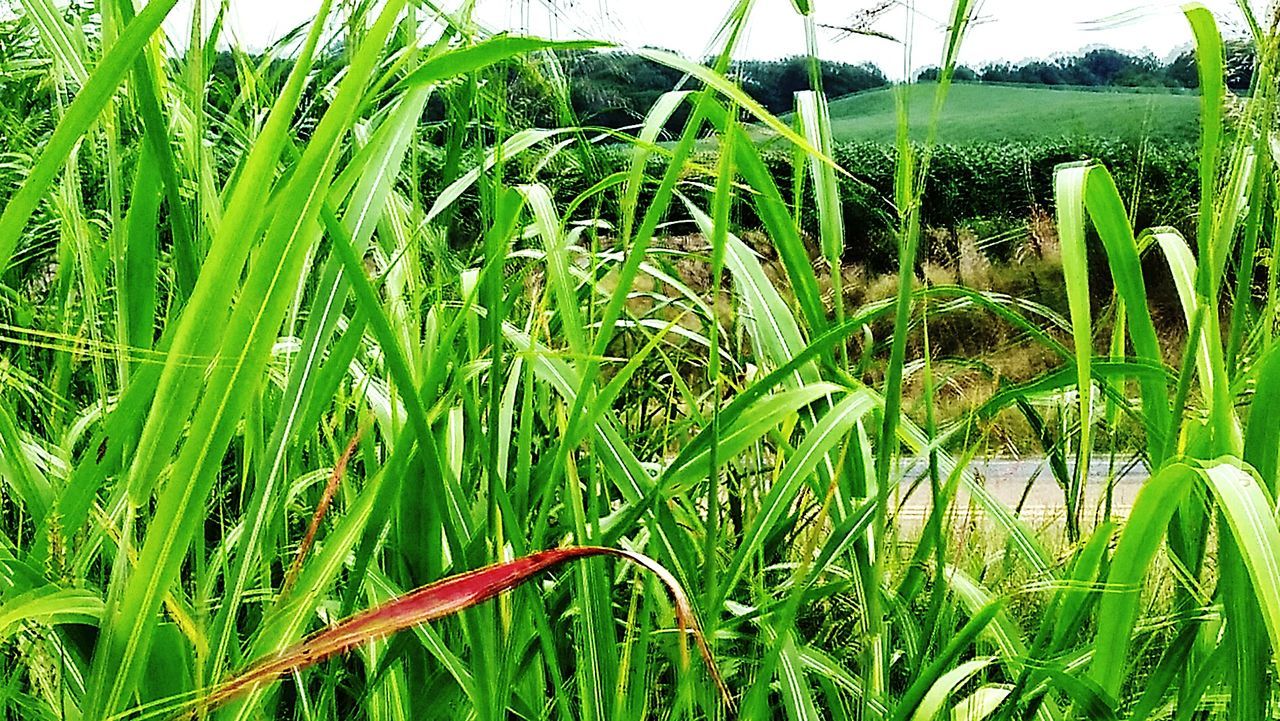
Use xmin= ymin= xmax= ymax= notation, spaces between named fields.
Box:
xmin=916 ymin=65 xmax=977 ymax=82
xmin=1015 ymin=61 xmax=1066 ymax=86
xmin=739 ymin=56 xmax=887 ymax=112
xmin=979 ymin=62 xmax=1016 ymax=83
xmin=966 ymin=45 xmax=1260 ymax=91
xmin=819 ymin=59 xmax=890 ymax=97
xmin=1076 ymin=48 xmax=1129 ymax=85
xmin=562 ymin=50 xmax=688 ymax=130
xmin=549 ymin=51 xmax=890 ymax=130
xmin=1167 ymin=50 xmax=1199 ymax=88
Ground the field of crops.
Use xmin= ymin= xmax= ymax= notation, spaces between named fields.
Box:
xmin=809 ymin=82 xmax=1204 ymax=143
xmin=3 ymin=0 xmax=1280 ymax=720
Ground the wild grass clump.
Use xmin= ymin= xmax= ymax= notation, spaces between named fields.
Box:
xmin=4 ymin=1 xmax=1280 ymax=720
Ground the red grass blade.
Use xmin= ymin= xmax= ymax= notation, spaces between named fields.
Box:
xmin=191 ymin=546 xmax=731 ymax=714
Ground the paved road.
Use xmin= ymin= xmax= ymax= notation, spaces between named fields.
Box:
xmin=894 ymin=456 xmax=1149 ymax=525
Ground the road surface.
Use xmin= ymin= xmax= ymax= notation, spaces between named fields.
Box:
xmin=894 ymin=456 xmax=1149 ymax=526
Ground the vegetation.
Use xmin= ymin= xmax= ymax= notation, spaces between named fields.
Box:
xmin=802 ymin=83 xmax=1202 ymax=143
xmin=4 ymin=1 xmax=1280 ymax=721
xmin=920 ymin=42 xmax=1258 ymax=90
xmin=561 ymin=51 xmax=888 ymax=129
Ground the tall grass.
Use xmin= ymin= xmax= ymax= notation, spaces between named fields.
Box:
xmin=3 ymin=0 xmax=1280 ymax=720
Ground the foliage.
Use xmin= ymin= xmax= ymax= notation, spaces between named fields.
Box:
xmin=736 ymin=56 xmax=889 ymax=113
xmin=558 ymin=51 xmax=888 ymax=129
xmin=924 ymin=41 xmax=1258 ymax=91
xmin=511 ymin=137 xmax=1197 ymax=271
xmin=2 ymin=3 xmax=1280 ymax=721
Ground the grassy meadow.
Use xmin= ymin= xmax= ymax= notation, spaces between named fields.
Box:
xmin=3 ymin=0 xmax=1280 ymax=720
xmin=811 ymin=82 xmax=1202 ymax=143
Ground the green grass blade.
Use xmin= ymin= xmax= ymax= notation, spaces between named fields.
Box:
xmin=1052 ymin=161 xmax=1096 ymax=539
xmin=0 ymin=0 xmax=178 ymax=272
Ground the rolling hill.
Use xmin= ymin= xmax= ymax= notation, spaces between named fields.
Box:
xmin=807 ymin=82 xmax=1202 ymax=144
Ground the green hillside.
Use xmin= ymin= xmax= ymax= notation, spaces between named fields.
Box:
xmin=815 ymin=82 xmax=1201 ymax=143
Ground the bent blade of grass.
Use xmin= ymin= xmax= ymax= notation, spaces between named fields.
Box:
xmin=1090 ymin=461 xmax=1198 ymax=697
xmin=717 ymin=390 xmax=878 ymax=608
xmin=663 ymin=315 xmax=888 ymax=485
xmin=1049 ymin=523 xmax=1115 ymax=653
xmin=795 ymin=90 xmax=845 ymax=266
xmin=776 ymin=627 xmax=822 ymax=721
xmin=684 ymin=201 xmax=821 ymax=390
xmin=503 ymin=327 xmax=653 ymax=508
xmin=946 ymin=567 xmax=1062 ymax=721
xmin=906 ymin=657 xmax=996 ymax=721
xmin=1209 ymin=148 xmax=1257 ymax=289
xmin=193 ymin=547 xmax=730 ymax=715
xmin=1150 ymin=228 xmax=1218 ymax=409
xmin=1092 ymin=459 xmax=1280 ymax=698
xmin=518 ymin=183 xmax=587 ymax=356
xmin=0 ymin=0 xmax=178 ymax=271
xmin=504 ymin=325 xmax=696 ymax=584
xmin=20 ymin=0 xmax=89 ymax=84
xmin=663 ymin=383 xmax=847 ymax=490
xmin=0 ymin=586 xmax=103 ymax=640
xmin=897 ymin=418 xmax=1054 ymax=576
xmin=1077 ymin=163 xmax=1170 ymax=459
xmin=1199 ymin=461 xmax=1280 ymax=680
xmin=425 ymin=128 xmax=566 ymax=225
xmin=1053 ymin=161 xmax=1096 ymax=537
xmin=619 ymin=90 xmax=691 ymax=241
xmin=637 ymin=47 xmax=835 ymax=171
xmin=400 ymin=35 xmax=606 ymax=89
xmin=800 ymin=645 xmax=890 ymax=718
xmin=548 ymin=24 xmax=761 ymax=528
xmin=708 ymin=100 xmax=827 ymax=333
xmin=796 ymin=90 xmax=848 ymax=362
xmin=84 ymin=2 xmax=404 ymax=716
xmin=952 ymin=686 xmax=1013 ymax=721
xmin=892 ymin=601 xmax=1005 ymax=721
xmin=0 ymin=395 xmax=52 ymax=527
xmin=123 ymin=0 xmax=334 ymax=505
xmin=210 ymin=81 xmax=434 ymax=680
xmin=687 ymin=196 xmax=862 ymax=530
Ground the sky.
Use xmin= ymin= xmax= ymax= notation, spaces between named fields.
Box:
xmin=169 ymin=0 xmax=1260 ymax=77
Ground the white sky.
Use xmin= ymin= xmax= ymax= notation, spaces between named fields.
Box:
xmin=169 ymin=0 xmax=1260 ymax=77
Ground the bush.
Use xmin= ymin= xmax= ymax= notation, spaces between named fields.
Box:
xmin=417 ymin=137 xmax=1199 ymax=273
xmin=764 ymin=138 xmax=1197 ymax=270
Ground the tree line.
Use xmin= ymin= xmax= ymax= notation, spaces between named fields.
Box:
xmin=192 ymin=44 xmax=1258 ymax=137
xmin=538 ymin=44 xmax=1258 ymax=132
xmin=560 ymin=51 xmax=889 ymax=128
xmin=918 ymin=43 xmax=1256 ymax=90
